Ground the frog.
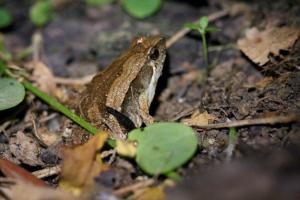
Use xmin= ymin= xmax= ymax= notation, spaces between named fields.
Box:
xmin=78 ymin=36 xmax=166 ymax=139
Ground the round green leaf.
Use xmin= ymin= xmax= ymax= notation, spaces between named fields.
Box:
xmin=0 ymin=78 xmax=25 ymax=110
xmin=0 ymin=8 xmax=13 ymax=29
xmin=30 ymin=0 xmax=53 ymax=26
xmin=128 ymin=123 xmax=198 ymax=175
xmin=122 ymin=0 xmax=162 ymax=19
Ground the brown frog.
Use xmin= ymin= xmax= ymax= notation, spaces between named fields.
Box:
xmin=79 ymin=36 xmax=166 ymax=139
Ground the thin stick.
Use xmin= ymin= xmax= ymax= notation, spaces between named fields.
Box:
xmin=114 ymin=179 xmax=155 ymax=197
xmin=166 ymin=9 xmax=229 ymax=48
xmin=193 ymin=115 xmax=298 ymax=129
xmin=32 ymin=165 xmax=61 ymax=179
xmin=54 ymin=74 xmax=94 ymax=85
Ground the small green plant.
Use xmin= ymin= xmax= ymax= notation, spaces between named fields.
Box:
xmin=128 ymin=123 xmax=198 ymax=175
xmin=185 ymin=16 xmax=220 ymax=65
xmin=122 ymin=0 xmax=162 ymax=19
xmin=30 ymin=0 xmax=54 ymax=26
xmin=0 ymin=8 xmax=13 ymax=29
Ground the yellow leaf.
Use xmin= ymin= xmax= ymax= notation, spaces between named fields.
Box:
xmin=115 ymin=139 xmax=137 ymax=158
xmin=137 ymin=186 xmax=165 ymax=200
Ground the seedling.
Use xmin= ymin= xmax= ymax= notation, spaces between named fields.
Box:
xmin=185 ymin=16 xmax=220 ymax=65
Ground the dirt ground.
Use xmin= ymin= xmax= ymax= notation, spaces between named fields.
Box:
xmin=0 ymin=0 xmax=300 ymax=199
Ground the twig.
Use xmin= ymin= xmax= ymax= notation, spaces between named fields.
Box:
xmin=114 ymin=179 xmax=155 ymax=197
xmin=166 ymin=9 xmax=229 ymax=48
xmin=32 ymin=32 xmax=43 ymax=65
xmin=23 ymin=113 xmax=58 ymax=129
xmin=29 ymin=113 xmax=47 ymax=147
xmin=32 ymin=165 xmax=61 ymax=179
xmin=193 ymin=114 xmax=298 ymax=129
xmin=54 ymin=74 xmax=94 ymax=85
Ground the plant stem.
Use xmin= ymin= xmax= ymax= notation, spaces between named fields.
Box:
xmin=201 ymin=32 xmax=208 ymax=65
xmin=22 ymin=80 xmax=98 ymax=135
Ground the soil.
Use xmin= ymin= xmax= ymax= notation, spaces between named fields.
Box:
xmin=0 ymin=0 xmax=300 ymax=199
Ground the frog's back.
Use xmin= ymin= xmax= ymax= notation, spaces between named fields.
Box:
xmin=78 ymin=52 xmax=130 ymax=126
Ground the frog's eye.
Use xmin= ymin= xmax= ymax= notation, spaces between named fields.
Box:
xmin=149 ymin=48 xmax=159 ymax=60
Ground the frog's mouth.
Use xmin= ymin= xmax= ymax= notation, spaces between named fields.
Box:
xmin=106 ymin=106 xmax=136 ymax=132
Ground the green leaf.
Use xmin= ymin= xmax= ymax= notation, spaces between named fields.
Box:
xmin=30 ymin=0 xmax=53 ymax=26
xmin=0 ymin=8 xmax=12 ymax=29
xmin=199 ymin=16 xmax=208 ymax=29
xmin=128 ymin=123 xmax=198 ymax=175
xmin=0 ymin=78 xmax=25 ymax=110
xmin=206 ymin=27 xmax=221 ymax=33
xmin=184 ymin=23 xmax=200 ymax=31
xmin=85 ymin=0 xmax=114 ymax=5
xmin=122 ymin=0 xmax=162 ymax=19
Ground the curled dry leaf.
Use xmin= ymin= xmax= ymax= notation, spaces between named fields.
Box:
xmin=237 ymin=26 xmax=300 ymax=66
xmin=59 ymin=132 xmax=108 ymax=196
xmin=182 ymin=110 xmax=216 ymax=126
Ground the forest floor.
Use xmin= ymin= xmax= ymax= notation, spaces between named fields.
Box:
xmin=0 ymin=0 xmax=300 ymax=199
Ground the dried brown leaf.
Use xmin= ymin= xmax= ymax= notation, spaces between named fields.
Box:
xmin=0 ymin=178 xmax=76 ymax=200
xmin=59 ymin=133 xmax=108 ymax=196
xmin=182 ymin=111 xmax=216 ymax=126
xmin=9 ymin=131 xmax=44 ymax=166
xmin=237 ymin=26 xmax=300 ymax=66
xmin=255 ymin=77 xmax=273 ymax=89
xmin=25 ymin=61 xmax=62 ymax=98
xmin=0 ymin=158 xmax=46 ymax=187
xmin=36 ymin=127 xmax=60 ymax=146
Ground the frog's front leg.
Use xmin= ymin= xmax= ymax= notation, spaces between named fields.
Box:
xmin=103 ymin=115 xmax=127 ymax=140
xmin=138 ymin=94 xmax=155 ymax=125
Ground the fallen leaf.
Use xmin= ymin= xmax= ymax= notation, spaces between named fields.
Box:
xmin=136 ymin=186 xmax=165 ymax=200
xmin=182 ymin=111 xmax=216 ymax=126
xmin=255 ymin=77 xmax=273 ymax=89
xmin=36 ymin=127 xmax=60 ymax=146
xmin=25 ymin=61 xmax=62 ymax=98
xmin=237 ymin=26 xmax=300 ymax=66
xmin=0 ymin=178 xmax=76 ymax=200
xmin=9 ymin=131 xmax=44 ymax=166
xmin=115 ymin=139 xmax=137 ymax=158
xmin=0 ymin=158 xmax=46 ymax=187
xmin=59 ymin=132 xmax=108 ymax=196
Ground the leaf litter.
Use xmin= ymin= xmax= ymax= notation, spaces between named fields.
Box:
xmin=1 ymin=0 xmax=300 ymax=200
